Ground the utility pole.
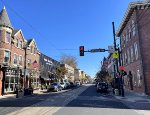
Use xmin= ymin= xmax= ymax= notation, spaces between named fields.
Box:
xmin=112 ymin=22 xmax=119 ymax=73
xmin=112 ymin=22 xmax=124 ymax=97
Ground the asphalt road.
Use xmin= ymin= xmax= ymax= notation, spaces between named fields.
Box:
xmin=53 ymin=85 xmax=140 ymax=115
xmin=0 ymin=86 xmax=79 ymax=115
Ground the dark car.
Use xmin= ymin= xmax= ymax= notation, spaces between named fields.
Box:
xmin=48 ymin=82 xmax=62 ymax=92
xmin=96 ymin=82 xmax=108 ymax=93
xmin=69 ymin=82 xmax=75 ymax=87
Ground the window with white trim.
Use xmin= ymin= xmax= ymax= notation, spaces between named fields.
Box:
xmin=20 ymin=41 xmax=23 ymax=48
xmin=130 ymin=46 xmax=134 ymax=62
xmin=132 ymin=19 xmax=136 ymax=36
xmin=129 ymin=26 xmax=131 ymax=39
xmin=34 ymin=48 xmax=36 ymax=54
xmin=30 ymin=46 xmax=33 ymax=53
xmin=127 ymin=49 xmax=130 ymax=64
xmin=6 ymin=32 xmax=11 ymax=43
xmin=16 ymin=39 xmax=19 ymax=47
xmin=19 ymin=56 xmax=22 ymax=65
xmin=4 ymin=50 xmax=10 ymax=62
xmin=126 ymin=30 xmax=128 ymax=43
xmin=14 ymin=54 xmax=17 ymax=64
xmin=28 ymin=59 xmax=31 ymax=66
xmin=124 ymin=52 xmax=128 ymax=65
xmin=134 ymin=42 xmax=138 ymax=60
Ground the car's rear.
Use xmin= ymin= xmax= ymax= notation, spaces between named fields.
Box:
xmin=96 ymin=82 xmax=108 ymax=93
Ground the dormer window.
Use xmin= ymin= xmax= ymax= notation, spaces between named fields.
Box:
xmin=20 ymin=41 xmax=23 ymax=48
xmin=6 ymin=32 xmax=11 ymax=43
xmin=30 ymin=46 xmax=33 ymax=53
xmin=34 ymin=48 xmax=36 ymax=54
xmin=16 ymin=39 xmax=19 ymax=47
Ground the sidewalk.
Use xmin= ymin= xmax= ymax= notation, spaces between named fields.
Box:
xmin=114 ymin=89 xmax=150 ymax=115
xmin=0 ymin=89 xmax=47 ymax=100
xmin=114 ymin=89 xmax=150 ymax=103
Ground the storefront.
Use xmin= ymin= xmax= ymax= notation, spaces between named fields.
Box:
xmin=1 ymin=66 xmax=24 ymax=95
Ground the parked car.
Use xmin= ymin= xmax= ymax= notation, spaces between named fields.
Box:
xmin=65 ymin=82 xmax=71 ymax=88
xmin=96 ymin=82 xmax=108 ymax=93
xmin=75 ymin=81 xmax=81 ymax=86
xmin=48 ymin=82 xmax=62 ymax=92
xmin=69 ymin=82 xmax=75 ymax=87
xmin=60 ymin=82 xmax=67 ymax=89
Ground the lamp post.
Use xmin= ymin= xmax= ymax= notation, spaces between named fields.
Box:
xmin=16 ymin=66 xmax=19 ymax=98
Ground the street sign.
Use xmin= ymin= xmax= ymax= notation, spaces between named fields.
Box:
xmin=90 ymin=49 xmax=105 ymax=52
xmin=108 ymin=46 xmax=115 ymax=53
xmin=113 ymin=51 xmax=119 ymax=59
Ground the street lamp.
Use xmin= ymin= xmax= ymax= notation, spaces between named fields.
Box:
xmin=16 ymin=65 xmax=19 ymax=98
xmin=23 ymin=47 xmax=30 ymax=89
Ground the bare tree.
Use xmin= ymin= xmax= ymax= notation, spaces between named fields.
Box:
xmin=60 ymin=54 xmax=77 ymax=68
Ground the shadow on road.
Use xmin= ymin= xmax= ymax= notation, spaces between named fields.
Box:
xmin=0 ymin=85 xmax=150 ymax=113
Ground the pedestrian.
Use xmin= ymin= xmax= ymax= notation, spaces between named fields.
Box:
xmin=128 ymin=71 xmax=133 ymax=90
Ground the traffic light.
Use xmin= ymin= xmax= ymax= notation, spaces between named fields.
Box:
xmin=79 ymin=46 xmax=84 ymax=56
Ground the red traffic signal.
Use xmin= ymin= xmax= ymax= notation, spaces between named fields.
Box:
xmin=79 ymin=46 xmax=84 ymax=56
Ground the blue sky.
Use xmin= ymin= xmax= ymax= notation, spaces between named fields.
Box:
xmin=0 ymin=0 xmax=139 ymax=77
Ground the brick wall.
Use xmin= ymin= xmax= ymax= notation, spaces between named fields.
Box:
xmin=120 ymin=10 xmax=145 ymax=93
xmin=138 ymin=8 xmax=150 ymax=94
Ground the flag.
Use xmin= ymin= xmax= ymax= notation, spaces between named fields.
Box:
xmin=32 ymin=60 xmax=39 ymax=68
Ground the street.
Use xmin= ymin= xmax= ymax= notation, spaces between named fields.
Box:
xmin=0 ymin=85 xmax=143 ymax=115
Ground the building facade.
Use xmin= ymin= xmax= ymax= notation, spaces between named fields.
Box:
xmin=0 ymin=7 xmax=25 ymax=95
xmin=117 ymin=1 xmax=150 ymax=95
xmin=25 ymin=39 xmax=40 ymax=89
xmin=61 ymin=64 xmax=75 ymax=82
xmin=40 ymin=53 xmax=60 ymax=85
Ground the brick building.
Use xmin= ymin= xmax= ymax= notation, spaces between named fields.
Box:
xmin=0 ymin=7 xmax=42 ymax=95
xmin=116 ymin=0 xmax=150 ymax=95
xmin=0 ymin=7 xmax=25 ymax=95
xmin=24 ymin=39 xmax=40 ymax=89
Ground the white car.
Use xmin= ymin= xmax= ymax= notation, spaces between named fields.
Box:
xmin=60 ymin=82 xmax=67 ymax=89
xmin=75 ymin=81 xmax=81 ymax=86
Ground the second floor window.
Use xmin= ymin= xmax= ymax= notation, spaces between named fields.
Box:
xmin=4 ymin=50 xmax=10 ymax=62
xmin=16 ymin=39 xmax=19 ymax=47
xmin=127 ymin=49 xmax=130 ymax=64
xmin=30 ymin=46 xmax=33 ymax=53
xmin=19 ymin=56 xmax=22 ymax=65
xmin=34 ymin=48 xmax=36 ymax=54
xmin=132 ymin=19 xmax=136 ymax=36
xmin=6 ymin=32 xmax=11 ymax=43
xmin=20 ymin=41 xmax=23 ymax=48
xmin=14 ymin=54 xmax=17 ymax=64
xmin=134 ymin=42 xmax=138 ymax=60
xmin=130 ymin=46 xmax=134 ymax=62
xmin=27 ymin=59 xmax=31 ymax=66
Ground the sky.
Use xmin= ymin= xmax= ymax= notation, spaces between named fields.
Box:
xmin=0 ymin=0 xmax=139 ymax=78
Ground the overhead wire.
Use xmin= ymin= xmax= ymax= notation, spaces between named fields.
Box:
xmin=0 ymin=0 xmax=79 ymax=55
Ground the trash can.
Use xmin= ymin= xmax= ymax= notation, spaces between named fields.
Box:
xmin=114 ymin=89 xmax=119 ymax=96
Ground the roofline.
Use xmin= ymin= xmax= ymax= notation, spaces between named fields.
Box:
xmin=27 ymin=38 xmax=40 ymax=52
xmin=13 ymin=29 xmax=26 ymax=41
xmin=116 ymin=1 xmax=150 ymax=37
